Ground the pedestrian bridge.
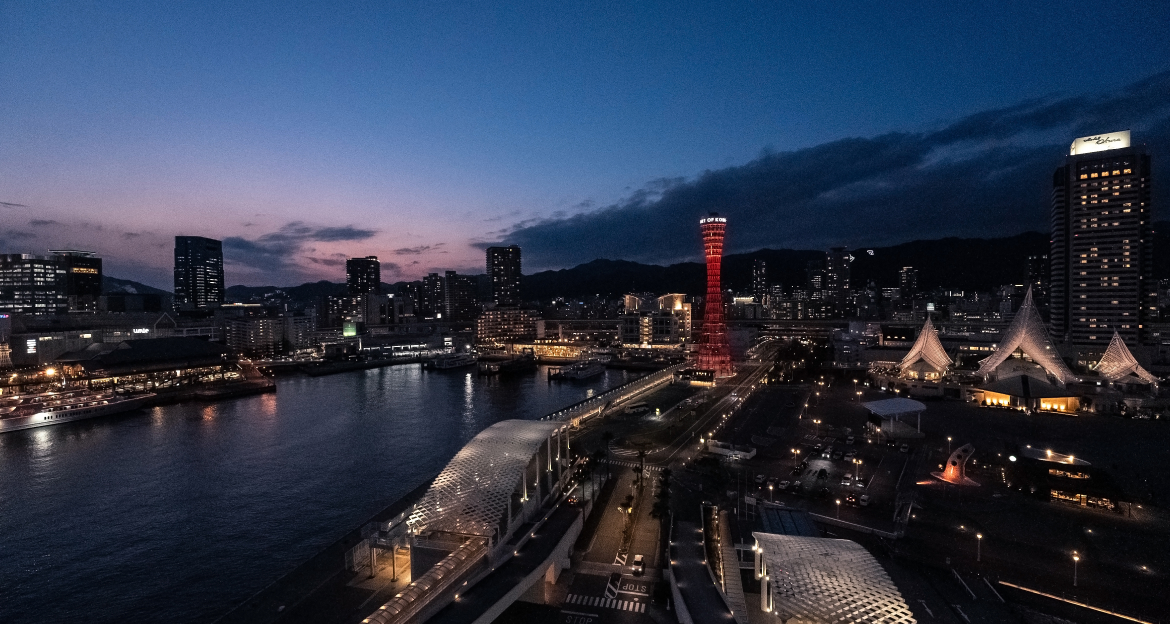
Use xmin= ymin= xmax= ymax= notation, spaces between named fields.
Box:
xmin=363 ymin=419 xmax=578 ymax=624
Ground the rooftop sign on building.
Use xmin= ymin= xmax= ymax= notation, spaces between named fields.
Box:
xmin=1069 ymin=130 xmax=1130 ymax=156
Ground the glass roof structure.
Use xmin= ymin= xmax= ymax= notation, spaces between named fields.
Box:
xmin=898 ymin=317 xmax=951 ymax=372
xmin=976 ymin=287 xmax=1077 ymax=385
xmin=407 ymin=419 xmax=564 ymax=539
xmin=1095 ymin=331 xmax=1158 ymax=384
xmin=754 ymin=532 xmax=916 ymax=624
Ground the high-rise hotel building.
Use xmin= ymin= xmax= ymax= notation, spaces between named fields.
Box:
xmin=174 ymin=236 xmax=225 ymax=310
xmin=1050 ymin=131 xmax=1153 ymax=347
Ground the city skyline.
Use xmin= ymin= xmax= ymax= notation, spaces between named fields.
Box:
xmin=2 ymin=2 xmax=1168 ymax=287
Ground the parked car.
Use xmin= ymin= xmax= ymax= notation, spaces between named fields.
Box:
xmin=859 ymin=494 xmax=871 ymax=507
xmin=816 ymin=468 xmax=828 ymax=480
xmin=777 ymin=480 xmax=790 ymax=491
xmin=755 ymin=474 xmax=766 ymax=485
xmin=816 ymin=487 xmax=831 ymax=499
xmin=791 ymin=466 xmax=803 ymax=476
xmin=833 ymin=451 xmax=844 ymax=460
xmin=845 ymin=494 xmax=859 ymax=506
xmin=845 ymin=435 xmax=855 ymax=445
xmin=632 ymin=554 xmax=645 ymax=576
xmin=844 ymin=451 xmax=856 ymax=461
xmin=792 ymin=481 xmax=804 ymax=494
xmin=841 ymin=473 xmax=853 ymax=485
xmin=900 ymin=443 xmax=910 ymax=453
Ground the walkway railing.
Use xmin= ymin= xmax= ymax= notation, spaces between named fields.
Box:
xmin=540 ymin=363 xmax=687 ymax=423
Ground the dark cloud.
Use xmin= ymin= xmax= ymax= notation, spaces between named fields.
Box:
xmin=4 ymin=230 xmax=35 ymax=239
xmin=223 ymin=221 xmax=380 ymax=276
xmin=312 ymin=226 xmax=379 ymax=242
xmin=29 ymin=219 xmax=59 ymax=227
xmin=393 ymin=243 xmax=445 ymax=255
xmin=497 ymin=70 xmax=1170 ymax=271
xmin=1 ymin=201 xmax=30 ymax=208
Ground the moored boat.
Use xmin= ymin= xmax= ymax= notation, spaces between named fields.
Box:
xmin=0 ymin=390 xmax=155 ymax=434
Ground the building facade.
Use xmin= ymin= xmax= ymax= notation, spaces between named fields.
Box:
xmin=1050 ymin=131 xmax=1153 ymax=347
xmin=49 ymin=250 xmax=103 ymax=311
xmin=0 ymin=254 xmax=69 ymax=315
xmin=486 ymin=245 xmax=522 ymax=306
xmin=476 ymin=308 xmax=539 ymax=345
xmin=346 ymin=256 xmax=381 ymax=295
xmin=174 ymin=236 xmax=225 ymax=310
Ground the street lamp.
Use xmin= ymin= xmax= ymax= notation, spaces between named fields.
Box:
xmin=976 ymin=533 xmax=983 ymax=562
xmin=1073 ymin=552 xmax=1080 ymax=587
xmin=947 ymin=436 xmax=953 ymax=456
xmin=769 ymin=484 xmax=774 ymax=503
xmin=836 ymin=499 xmax=841 ymax=519
xmin=814 ymin=419 xmax=821 ymax=437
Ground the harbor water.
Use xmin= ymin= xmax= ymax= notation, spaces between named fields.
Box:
xmin=0 ymin=364 xmax=637 ymax=623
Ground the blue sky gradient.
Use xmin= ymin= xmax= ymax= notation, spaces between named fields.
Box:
xmin=2 ymin=1 xmax=1168 ymax=286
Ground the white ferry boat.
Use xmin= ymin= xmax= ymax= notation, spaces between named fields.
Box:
xmin=423 ymin=352 xmax=478 ymax=370
xmin=0 ymin=390 xmax=155 ymax=434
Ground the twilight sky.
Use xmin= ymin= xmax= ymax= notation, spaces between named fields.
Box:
xmin=2 ymin=1 xmax=1169 ymax=288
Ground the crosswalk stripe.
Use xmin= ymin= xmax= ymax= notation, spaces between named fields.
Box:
xmin=566 ymin=594 xmax=647 ymax=613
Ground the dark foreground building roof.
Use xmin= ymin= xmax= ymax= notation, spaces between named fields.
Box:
xmin=61 ymin=337 xmax=233 ymax=375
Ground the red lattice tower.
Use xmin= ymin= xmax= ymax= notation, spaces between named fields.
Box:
xmin=697 ymin=213 xmax=734 ymax=377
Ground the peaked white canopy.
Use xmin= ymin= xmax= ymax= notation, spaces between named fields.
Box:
xmin=898 ymin=317 xmax=952 ymax=372
xmin=1095 ymin=332 xmax=1158 ymax=384
xmin=977 ymin=287 xmax=1078 ymax=385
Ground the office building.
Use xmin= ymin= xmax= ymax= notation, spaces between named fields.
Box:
xmin=899 ymin=266 xmax=918 ymax=297
xmin=442 ymin=271 xmax=478 ymax=321
xmin=421 ymin=273 xmax=445 ymax=318
xmin=0 ymin=254 xmax=68 ymax=315
xmin=824 ymin=247 xmax=852 ymax=312
xmin=657 ymin=293 xmax=692 ymax=339
xmin=346 ymin=256 xmax=381 ymax=295
xmin=486 ymin=245 xmax=522 ymax=306
xmin=50 ymin=250 xmax=103 ymax=311
xmin=752 ymin=259 xmax=767 ymax=303
xmin=619 ymin=311 xmax=680 ymax=347
xmin=1050 ymin=131 xmax=1153 ymax=347
xmin=174 ymin=236 xmax=225 ymax=310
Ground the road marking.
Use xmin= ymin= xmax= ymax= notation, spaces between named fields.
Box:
xmin=566 ymin=595 xmax=646 ymax=613
xmin=561 ymin=610 xmax=600 ymax=617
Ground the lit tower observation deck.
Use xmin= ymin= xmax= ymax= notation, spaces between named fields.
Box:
xmin=697 ymin=213 xmax=734 ymax=377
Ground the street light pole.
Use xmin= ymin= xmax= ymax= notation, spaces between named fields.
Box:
xmin=836 ymin=499 xmax=841 ymax=519
xmin=947 ymin=436 xmax=953 ymax=456
xmin=769 ymin=484 xmax=774 ymax=503
xmin=976 ymin=533 xmax=982 ymax=562
xmin=1073 ymin=553 xmax=1080 ymax=587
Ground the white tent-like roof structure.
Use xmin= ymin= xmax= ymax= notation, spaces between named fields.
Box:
xmin=898 ymin=317 xmax=951 ymax=372
xmin=754 ymin=532 xmax=916 ymax=624
xmin=1095 ymin=332 xmax=1158 ymax=384
xmin=407 ymin=419 xmax=562 ymax=539
xmin=976 ymin=287 xmax=1078 ymax=385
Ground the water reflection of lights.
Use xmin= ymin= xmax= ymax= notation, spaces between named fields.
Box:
xmin=201 ymin=404 xmax=218 ymax=421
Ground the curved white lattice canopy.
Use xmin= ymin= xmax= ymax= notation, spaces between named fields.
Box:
xmin=754 ymin=532 xmax=916 ymax=624
xmin=899 ymin=317 xmax=951 ymax=372
xmin=976 ymin=287 xmax=1077 ymax=385
xmin=1095 ymin=332 xmax=1158 ymax=384
xmin=408 ymin=420 xmax=562 ymax=538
